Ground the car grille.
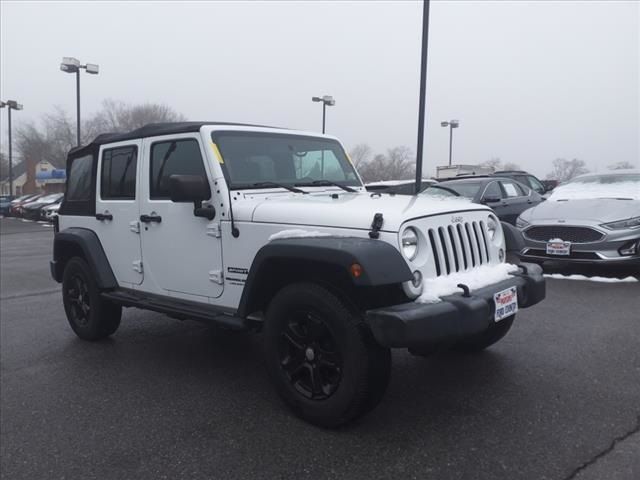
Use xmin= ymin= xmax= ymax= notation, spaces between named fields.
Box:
xmin=427 ymin=221 xmax=491 ymax=276
xmin=524 ymin=226 xmax=604 ymax=243
xmin=524 ymin=249 xmax=600 ymax=260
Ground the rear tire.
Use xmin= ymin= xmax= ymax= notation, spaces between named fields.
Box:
xmin=62 ymin=257 xmax=121 ymax=341
xmin=452 ymin=316 xmax=515 ymax=353
xmin=263 ymin=283 xmax=391 ymax=428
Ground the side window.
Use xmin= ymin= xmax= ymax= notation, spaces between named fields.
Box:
xmin=66 ymin=154 xmax=93 ymax=201
xmin=101 ymin=146 xmax=137 ymax=200
xmin=484 ymin=181 xmax=502 ymax=198
xmin=150 ymin=139 xmax=207 ymax=199
xmin=527 ymin=175 xmax=545 ymax=194
xmin=500 ymin=181 xmax=524 ymax=198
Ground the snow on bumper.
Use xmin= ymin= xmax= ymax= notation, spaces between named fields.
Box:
xmin=365 ymin=263 xmax=545 ymax=348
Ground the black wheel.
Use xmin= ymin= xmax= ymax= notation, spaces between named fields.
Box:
xmin=452 ymin=316 xmax=515 ymax=353
xmin=62 ymin=257 xmax=121 ymax=341
xmin=263 ymin=283 xmax=391 ymax=428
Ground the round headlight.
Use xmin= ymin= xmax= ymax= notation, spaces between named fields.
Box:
xmin=487 ymin=215 xmax=498 ymax=240
xmin=401 ymin=227 xmax=419 ymax=260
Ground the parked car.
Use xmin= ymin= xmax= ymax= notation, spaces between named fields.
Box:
xmin=0 ymin=195 xmax=14 ymax=216
xmin=51 ymin=121 xmax=545 ymax=428
xmin=9 ymin=193 xmax=43 ymax=217
xmin=42 ymin=201 xmax=62 ymax=222
xmin=517 ymin=170 xmax=640 ymax=265
xmin=437 ymin=176 xmax=544 ymax=225
xmin=22 ymin=193 xmax=64 ymax=221
xmin=491 ymin=170 xmax=550 ymax=196
xmin=365 ymin=179 xmax=436 ymax=194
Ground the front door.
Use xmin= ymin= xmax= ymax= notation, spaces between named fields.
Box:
xmin=95 ymin=141 xmax=143 ymax=286
xmin=138 ymin=134 xmax=223 ymax=301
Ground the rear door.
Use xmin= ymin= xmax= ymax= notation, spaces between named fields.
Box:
xmin=138 ymin=134 xmax=223 ymax=302
xmin=498 ymin=180 xmax=530 ymax=225
xmin=95 ymin=141 xmax=143 ymax=286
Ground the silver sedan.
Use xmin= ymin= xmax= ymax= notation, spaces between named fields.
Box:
xmin=516 ymin=171 xmax=640 ymax=265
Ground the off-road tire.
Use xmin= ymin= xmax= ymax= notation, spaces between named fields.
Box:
xmin=263 ymin=283 xmax=391 ymax=428
xmin=452 ymin=315 xmax=515 ymax=353
xmin=62 ymin=257 xmax=121 ymax=341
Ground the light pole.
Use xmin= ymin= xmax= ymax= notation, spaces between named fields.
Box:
xmin=60 ymin=57 xmax=99 ymax=146
xmin=1 ymin=100 xmax=23 ymax=196
xmin=311 ymin=95 xmax=335 ymax=134
xmin=440 ymin=119 xmax=459 ymax=166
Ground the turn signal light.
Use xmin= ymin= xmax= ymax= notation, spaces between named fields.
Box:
xmin=350 ymin=263 xmax=363 ymax=278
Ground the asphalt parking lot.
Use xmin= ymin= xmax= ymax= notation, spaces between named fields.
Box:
xmin=1 ymin=217 xmax=639 ymax=480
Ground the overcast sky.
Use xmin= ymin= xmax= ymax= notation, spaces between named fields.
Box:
xmin=1 ymin=0 xmax=638 ymax=177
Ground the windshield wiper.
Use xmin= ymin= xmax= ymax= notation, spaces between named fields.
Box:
xmin=296 ymin=179 xmax=357 ymax=193
xmin=250 ymin=182 xmax=307 ymax=194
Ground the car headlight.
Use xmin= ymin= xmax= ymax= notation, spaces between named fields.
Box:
xmin=601 ymin=216 xmax=640 ymax=230
xmin=401 ymin=227 xmax=419 ymax=260
xmin=487 ymin=215 xmax=498 ymax=240
xmin=515 ymin=216 xmax=530 ymax=229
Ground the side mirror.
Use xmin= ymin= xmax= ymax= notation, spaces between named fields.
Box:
xmin=482 ymin=195 xmax=501 ymax=204
xmin=169 ymin=175 xmax=216 ymax=220
xmin=169 ymin=175 xmax=210 ymax=202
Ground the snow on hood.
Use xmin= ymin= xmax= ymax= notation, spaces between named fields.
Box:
xmin=520 ymin=197 xmax=640 ymax=224
xmin=416 ymin=263 xmax=519 ymax=303
xmin=548 ymin=181 xmax=640 ymax=201
xmin=233 ymin=191 xmax=482 ymax=232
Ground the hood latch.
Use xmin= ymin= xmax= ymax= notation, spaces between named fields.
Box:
xmin=369 ymin=213 xmax=384 ymax=239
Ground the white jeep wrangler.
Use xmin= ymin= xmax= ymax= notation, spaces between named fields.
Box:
xmin=51 ymin=122 xmax=545 ymax=427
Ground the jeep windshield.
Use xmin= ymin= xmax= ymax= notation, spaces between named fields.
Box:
xmin=211 ymin=131 xmax=361 ymax=191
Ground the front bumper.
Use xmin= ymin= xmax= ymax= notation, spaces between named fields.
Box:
xmin=366 ymin=263 xmax=545 ymax=348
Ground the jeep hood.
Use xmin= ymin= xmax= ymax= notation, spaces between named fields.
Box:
xmin=233 ymin=192 xmax=486 ymax=232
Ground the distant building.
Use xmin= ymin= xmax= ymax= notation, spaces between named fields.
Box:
xmin=0 ymin=160 xmax=65 ymax=195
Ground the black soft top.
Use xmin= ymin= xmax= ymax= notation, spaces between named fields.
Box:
xmin=68 ymin=121 xmax=284 ymax=156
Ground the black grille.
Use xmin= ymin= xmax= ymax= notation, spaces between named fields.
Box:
xmin=525 ymin=249 xmax=600 ymax=260
xmin=524 ymin=226 xmax=604 ymax=243
xmin=427 ymin=221 xmax=490 ymax=276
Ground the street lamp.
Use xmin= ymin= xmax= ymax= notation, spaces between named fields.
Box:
xmin=311 ymin=95 xmax=335 ymax=134
xmin=440 ymin=119 xmax=459 ymax=166
xmin=60 ymin=57 xmax=99 ymax=146
xmin=0 ymin=100 xmax=24 ymax=196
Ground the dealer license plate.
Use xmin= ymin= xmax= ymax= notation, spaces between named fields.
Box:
xmin=494 ymin=286 xmax=518 ymax=322
xmin=546 ymin=240 xmax=571 ymax=256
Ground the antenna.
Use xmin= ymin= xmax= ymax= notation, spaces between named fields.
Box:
xmin=414 ymin=0 xmax=430 ymax=194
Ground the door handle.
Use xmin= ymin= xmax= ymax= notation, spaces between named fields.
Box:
xmin=140 ymin=214 xmax=162 ymax=223
xmin=95 ymin=212 xmax=113 ymax=221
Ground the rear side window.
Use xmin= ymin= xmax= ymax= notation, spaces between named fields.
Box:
xmin=66 ymin=154 xmax=93 ymax=201
xmin=150 ymin=139 xmax=207 ymax=199
xmin=101 ymin=146 xmax=137 ymax=200
xmin=500 ymin=181 xmax=525 ymax=197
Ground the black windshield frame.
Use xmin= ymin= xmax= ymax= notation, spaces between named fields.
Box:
xmin=211 ymin=131 xmax=362 ymax=191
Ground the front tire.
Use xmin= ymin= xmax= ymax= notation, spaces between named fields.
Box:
xmin=263 ymin=283 xmax=391 ymax=428
xmin=62 ymin=257 xmax=122 ymax=341
xmin=452 ymin=316 xmax=515 ymax=353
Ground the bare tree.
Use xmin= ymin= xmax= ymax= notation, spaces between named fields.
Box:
xmin=480 ymin=158 xmax=521 ymax=172
xmin=502 ymin=162 xmax=522 ymax=171
xmin=15 ymin=101 xmax=186 ymax=169
xmin=608 ymin=161 xmax=636 ymax=170
xmin=357 ymin=146 xmax=415 ymax=182
xmin=0 ymin=151 xmax=8 ymax=180
xmin=348 ymin=144 xmax=372 ymax=168
xmin=546 ymin=158 xmax=589 ymax=182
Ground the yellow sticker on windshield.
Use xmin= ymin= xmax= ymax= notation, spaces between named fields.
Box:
xmin=210 ymin=142 xmax=224 ymax=164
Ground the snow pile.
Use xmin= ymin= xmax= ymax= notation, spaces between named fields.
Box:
xmin=416 ymin=263 xmax=519 ymax=303
xmin=269 ymin=229 xmax=336 ymax=241
xmin=544 ymin=274 xmax=638 ymax=283
xmin=549 ymin=181 xmax=640 ymax=201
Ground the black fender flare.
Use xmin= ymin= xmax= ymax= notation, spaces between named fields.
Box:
xmin=51 ymin=227 xmax=117 ymax=289
xmin=501 ymin=221 xmax=525 ymax=253
xmin=237 ymin=236 xmax=412 ymax=318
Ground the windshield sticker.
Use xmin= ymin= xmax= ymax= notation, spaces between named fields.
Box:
xmin=210 ymin=142 xmax=224 ymax=164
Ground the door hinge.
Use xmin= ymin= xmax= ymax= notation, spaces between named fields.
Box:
xmin=132 ymin=260 xmax=143 ymax=273
xmin=206 ymin=224 xmax=222 ymax=238
xmin=209 ymin=269 xmax=223 ymax=284
xmin=129 ymin=220 xmax=140 ymax=234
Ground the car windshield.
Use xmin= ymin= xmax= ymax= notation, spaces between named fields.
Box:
xmin=212 ymin=132 xmax=361 ymax=190
xmin=421 ymin=185 xmax=460 ymax=198
xmin=550 ymin=174 xmax=640 ymax=201
xmin=438 ymin=182 xmax=482 ymax=199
